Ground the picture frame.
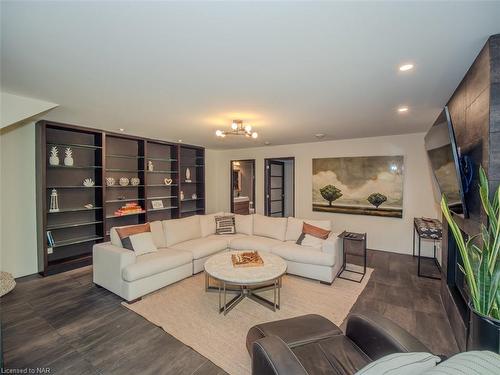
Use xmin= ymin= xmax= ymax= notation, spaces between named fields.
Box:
xmin=151 ymin=200 xmax=164 ymax=209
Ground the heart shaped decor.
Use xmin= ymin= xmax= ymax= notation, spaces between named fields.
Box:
xmin=164 ymin=178 xmax=173 ymax=186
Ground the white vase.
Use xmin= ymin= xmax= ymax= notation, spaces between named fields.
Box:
xmin=49 ymin=155 xmax=59 ymax=166
xmin=64 ymin=156 xmax=74 ymax=166
xmin=180 ymin=191 xmax=185 ymax=200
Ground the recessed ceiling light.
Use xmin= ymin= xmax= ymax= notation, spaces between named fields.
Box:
xmin=399 ymin=64 xmax=414 ymax=72
xmin=119 ymin=128 xmax=125 ymax=132
xmin=398 ymin=106 xmax=409 ymax=113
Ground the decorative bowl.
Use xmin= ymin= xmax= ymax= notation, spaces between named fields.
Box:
xmin=119 ymin=177 xmax=129 ymax=186
xmin=131 ymin=177 xmax=140 ymax=186
xmin=105 ymin=177 xmax=115 ymax=186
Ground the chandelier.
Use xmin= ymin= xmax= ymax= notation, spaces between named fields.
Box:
xmin=215 ymin=120 xmax=258 ymax=139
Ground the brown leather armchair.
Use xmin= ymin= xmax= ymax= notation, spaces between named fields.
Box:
xmin=247 ymin=313 xmax=431 ymax=375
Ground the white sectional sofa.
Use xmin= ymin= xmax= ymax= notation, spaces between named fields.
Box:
xmin=93 ymin=213 xmax=343 ymax=301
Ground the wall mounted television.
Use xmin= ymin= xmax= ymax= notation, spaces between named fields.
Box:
xmin=424 ymin=106 xmax=471 ymax=217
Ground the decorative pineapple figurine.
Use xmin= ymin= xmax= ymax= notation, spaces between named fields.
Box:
xmin=64 ymin=147 xmax=74 ymax=166
xmin=49 ymin=146 xmax=59 ymax=165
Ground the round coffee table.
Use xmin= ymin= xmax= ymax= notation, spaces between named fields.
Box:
xmin=204 ymin=251 xmax=287 ymax=315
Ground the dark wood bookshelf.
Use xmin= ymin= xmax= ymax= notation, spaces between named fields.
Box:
xmin=36 ymin=120 xmax=205 ymax=276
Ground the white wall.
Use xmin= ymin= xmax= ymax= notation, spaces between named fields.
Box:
xmin=0 ymin=121 xmax=38 ymax=277
xmin=205 ymin=133 xmax=440 ymax=255
xmin=0 ymin=92 xmax=57 ymax=129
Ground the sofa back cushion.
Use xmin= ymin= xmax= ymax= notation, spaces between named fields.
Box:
xmin=286 ymin=217 xmax=332 ymax=242
xmin=234 ymin=214 xmax=253 ymax=235
xmin=162 ymin=215 xmax=201 ymax=247
xmin=150 ymin=220 xmax=167 ymax=248
xmin=199 ymin=212 xmax=224 ymax=237
xmin=253 ymin=214 xmax=287 ymax=241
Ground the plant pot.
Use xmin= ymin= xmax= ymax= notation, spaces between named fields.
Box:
xmin=467 ymin=305 xmax=500 ymax=353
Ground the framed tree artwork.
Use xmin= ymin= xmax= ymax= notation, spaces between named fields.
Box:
xmin=312 ymin=156 xmax=404 ymax=218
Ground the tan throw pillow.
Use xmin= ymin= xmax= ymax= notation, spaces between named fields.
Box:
xmin=296 ymin=222 xmax=331 ymax=247
xmin=115 ymin=223 xmax=151 ymax=250
xmin=302 ymin=222 xmax=331 ymax=239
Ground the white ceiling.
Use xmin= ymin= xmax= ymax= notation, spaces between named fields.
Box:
xmin=1 ymin=1 xmax=500 ymax=149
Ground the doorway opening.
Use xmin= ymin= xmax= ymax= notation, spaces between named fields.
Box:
xmin=230 ymin=160 xmax=255 ymax=215
xmin=264 ymin=157 xmax=295 ymax=217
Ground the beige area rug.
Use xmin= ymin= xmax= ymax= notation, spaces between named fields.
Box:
xmin=123 ymin=269 xmax=372 ymax=375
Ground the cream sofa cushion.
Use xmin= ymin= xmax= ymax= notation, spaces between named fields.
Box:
xmin=285 ymin=217 xmax=332 ymax=242
xmin=206 ymin=234 xmax=247 ymax=247
xmin=162 ymin=215 xmax=201 ymax=247
xmin=171 ymin=237 xmax=228 ymax=260
xmin=234 ymin=214 xmax=253 ymax=235
xmin=128 ymin=232 xmax=158 ymax=256
xmin=199 ymin=212 xmax=224 ymax=237
xmin=230 ymin=235 xmax=283 ymax=252
xmin=253 ymin=214 xmax=287 ymax=241
xmin=150 ymin=220 xmax=167 ymax=248
xmin=122 ymin=249 xmax=192 ymax=282
xmin=272 ymin=243 xmax=335 ymax=266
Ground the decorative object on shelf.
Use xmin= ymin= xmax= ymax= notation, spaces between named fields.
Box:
xmin=64 ymin=147 xmax=74 ymax=166
xmin=151 ymin=200 xmax=164 ymax=209
xmin=49 ymin=146 xmax=60 ymax=165
xmin=148 ymin=160 xmax=154 ymax=171
xmin=46 ymin=230 xmax=55 ymax=247
xmin=442 ymin=166 xmax=500 ymax=352
xmin=215 ymin=119 xmax=258 ymax=139
xmin=84 ymin=203 xmax=94 ymax=209
xmin=0 ymin=272 xmax=16 ymax=297
xmin=312 ymin=156 xmax=404 ymax=218
xmin=119 ymin=177 xmax=129 ymax=186
xmin=49 ymin=189 xmax=60 ymax=212
xmin=105 ymin=177 xmax=115 ymax=186
xmin=131 ymin=177 xmax=140 ymax=186
xmin=164 ymin=178 xmax=173 ymax=186
xmin=180 ymin=190 xmax=185 ymax=201
xmin=114 ymin=202 xmax=143 ymax=216
xmin=191 ymin=193 xmax=197 ymax=200
xmin=185 ymin=167 xmax=192 ymax=183
xmin=83 ymin=178 xmax=95 ymax=187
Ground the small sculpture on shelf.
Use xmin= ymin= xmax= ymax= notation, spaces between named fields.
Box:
xmin=148 ymin=160 xmax=154 ymax=171
xmin=131 ymin=177 xmax=140 ymax=186
xmin=64 ymin=147 xmax=74 ymax=166
xmin=191 ymin=193 xmax=197 ymax=200
xmin=49 ymin=146 xmax=59 ymax=166
xmin=185 ymin=167 xmax=192 ymax=183
xmin=84 ymin=203 xmax=94 ymax=209
xmin=106 ymin=177 xmax=115 ymax=186
xmin=83 ymin=178 xmax=95 ymax=187
xmin=49 ymin=189 xmax=59 ymax=212
xmin=180 ymin=190 xmax=185 ymax=201
xmin=119 ymin=177 xmax=129 ymax=186
xmin=164 ymin=178 xmax=173 ymax=186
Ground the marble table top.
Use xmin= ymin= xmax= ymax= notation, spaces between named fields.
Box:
xmin=204 ymin=251 xmax=287 ymax=285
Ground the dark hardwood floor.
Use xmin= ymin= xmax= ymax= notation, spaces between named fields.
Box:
xmin=1 ymin=249 xmax=458 ymax=374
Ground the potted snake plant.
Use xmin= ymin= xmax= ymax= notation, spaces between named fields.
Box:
xmin=441 ymin=166 xmax=500 ymax=352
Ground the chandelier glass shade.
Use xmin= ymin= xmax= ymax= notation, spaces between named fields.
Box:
xmin=215 ymin=120 xmax=258 ymax=139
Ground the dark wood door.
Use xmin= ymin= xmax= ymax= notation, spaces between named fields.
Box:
xmin=266 ymin=160 xmax=285 ymax=217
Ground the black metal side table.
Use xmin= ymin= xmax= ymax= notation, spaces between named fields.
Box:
xmin=413 ymin=217 xmax=442 ymax=280
xmin=337 ymin=231 xmax=367 ymax=283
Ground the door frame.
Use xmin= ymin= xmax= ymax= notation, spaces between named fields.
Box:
xmin=230 ymin=159 xmax=256 ymax=214
xmin=264 ymin=157 xmax=295 ymax=217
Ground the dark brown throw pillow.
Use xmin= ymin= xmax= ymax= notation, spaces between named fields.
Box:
xmin=116 ymin=223 xmax=151 ymax=250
